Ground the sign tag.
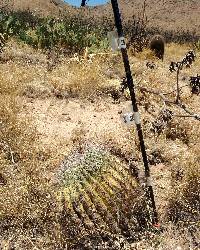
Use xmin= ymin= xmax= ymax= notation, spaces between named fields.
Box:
xmin=122 ymin=112 xmax=134 ymax=124
xmin=118 ymin=37 xmax=126 ymax=49
xmin=107 ymin=31 xmax=127 ymax=51
xmin=121 ymin=111 xmax=141 ymax=126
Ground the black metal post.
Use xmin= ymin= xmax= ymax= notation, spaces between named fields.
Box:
xmin=81 ymin=0 xmax=86 ymax=7
xmin=110 ymin=0 xmax=159 ymax=226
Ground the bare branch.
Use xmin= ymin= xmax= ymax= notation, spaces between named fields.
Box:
xmin=176 ymin=62 xmax=182 ymax=103
xmin=137 ymin=86 xmax=200 ymax=121
xmin=177 ymin=102 xmax=200 ymax=121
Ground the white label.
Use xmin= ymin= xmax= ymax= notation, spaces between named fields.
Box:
xmin=118 ymin=37 xmax=126 ymax=49
xmin=133 ymin=112 xmax=140 ymax=125
xmin=122 ymin=112 xmax=134 ymax=124
xmin=121 ymin=111 xmax=140 ymax=125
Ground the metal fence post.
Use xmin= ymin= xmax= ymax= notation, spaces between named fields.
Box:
xmin=110 ymin=0 xmax=159 ymax=226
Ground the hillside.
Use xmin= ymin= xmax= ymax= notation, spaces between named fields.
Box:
xmin=93 ymin=0 xmax=200 ymax=34
xmin=120 ymin=0 xmax=200 ymax=32
xmin=0 ymin=0 xmax=74 ymax=16
xmin=1 ymin=0 xmax=200 ymax=34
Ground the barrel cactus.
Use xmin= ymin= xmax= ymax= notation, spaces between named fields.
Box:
xmin=57 ymin=145 xmax=150 ymax=249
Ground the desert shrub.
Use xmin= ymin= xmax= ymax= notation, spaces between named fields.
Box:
xmin=0 ymin=10 xmax=109 ymax=54
xmin=165 ymin=119 xmax=190 ymax=145
xmin=125 ymin=15 xmax=149 ymax=53
xmin=0 ymin=11 xmax=29 ymax=38
xmin=35 ymin=15 xmax=109 ymax=52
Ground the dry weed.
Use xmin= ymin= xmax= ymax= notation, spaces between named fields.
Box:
xmin=0 ymin=94 xmax=59 ymax=249
xmin=167 ymin=144 xmax=200 ymax=223
xmin=49 ymin=56 xmax=113 ymax=99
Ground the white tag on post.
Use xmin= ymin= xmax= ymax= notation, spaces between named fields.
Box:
xmin=118 ymin=37 xmax=126 ymax=49
xmin=133 ymin=112 xmax=140 ymax=125
xmin=123 ymin=112 xmax=134 ymax=124
xmin=107 ymin=30 xmax=119 ymax=51
xmin=121 ymin=103 xmax=134 ymax=126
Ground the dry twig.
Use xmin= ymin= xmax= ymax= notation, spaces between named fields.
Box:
xmin=137 ymin=86 xmax=200 ymax=121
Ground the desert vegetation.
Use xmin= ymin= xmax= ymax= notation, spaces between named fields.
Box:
xmin=0 ymin=4 xmax=200 ymax=250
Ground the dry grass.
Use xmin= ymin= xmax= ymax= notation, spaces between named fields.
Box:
xmin=0 ymin=102 xmax=62 ymax=249
xmin=0 ymin=93 xmax=55 ymax=218
xmin=168 ymin=144 xmax=200 ymax=223
xmin=49 ymin=57 xmax=107 ymax=99
xmin=0 ymin=58 xmax=60 ymax=249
